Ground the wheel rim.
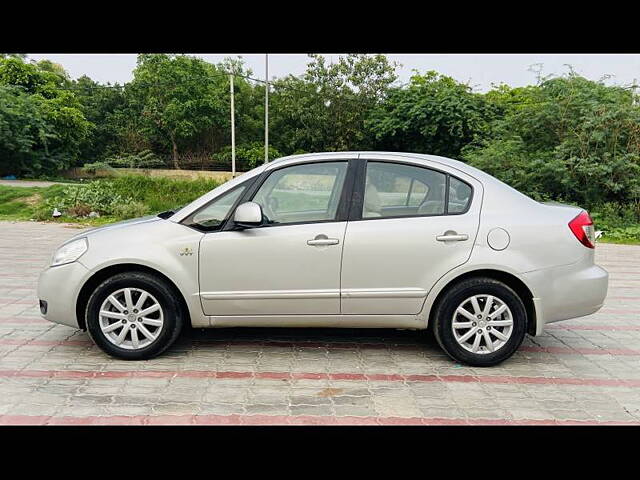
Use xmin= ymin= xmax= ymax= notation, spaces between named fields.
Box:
xmin=451 ymin=294 xmax=514 ymax=355
xmin=98 ymin=287 xmax=164 ymax=350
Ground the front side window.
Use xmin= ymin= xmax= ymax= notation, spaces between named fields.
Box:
xmin=363 ymin=162 xmax=447 ymax=218
xmin=185 ymin=185 xmax=247 ymax=231
xmin=251 ymin=162 xmax=348 ymax=225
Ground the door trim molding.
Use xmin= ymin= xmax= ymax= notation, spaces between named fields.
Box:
xmin=341 ymin=288 xmax=427 ymax=299
xmin=201 ymin=289 xmax=340 ymax=300
xmin=202 ymin=288 xmax=427 ymax=301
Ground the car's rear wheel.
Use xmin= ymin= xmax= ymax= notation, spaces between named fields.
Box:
xmin=432 ymin=277 xmax=527 ymax=367
xmin=85 ymin=272 xmax=184 ymax=360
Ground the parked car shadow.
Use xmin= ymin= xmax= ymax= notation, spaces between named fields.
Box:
xmin=177 ymin=324 xmax=439 ymax=352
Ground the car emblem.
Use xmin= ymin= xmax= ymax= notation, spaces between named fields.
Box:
xmin=179 ymin=247 xmax=193 ymax=256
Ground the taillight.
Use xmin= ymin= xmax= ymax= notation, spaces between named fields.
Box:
xmin=568 ymin=211 xmax=595 ymax=249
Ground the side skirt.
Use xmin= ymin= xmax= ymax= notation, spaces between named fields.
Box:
xmin=207 ymin=314 xmax=427 ymax=329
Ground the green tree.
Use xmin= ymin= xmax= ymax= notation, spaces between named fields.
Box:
xmin=125 ymin=54 xmax=232 ymax=169
xmin=0 ymin=57 xmax=89 ymax=175
xmin=0 ymin=85 xmax=46 ymax=175
xmin=271 ymin=54 xmax=398 ymax=154
xmin=0 ymin=54 xmax=28 ymax=60
xmin=217 ymin=142 xmax=282 ymax=170
xmin=366 ymin=71 xmax=496 ymax=158
xmin=35 ymin=59 xmax=71 ymax=84
xmin=464 ymin=73 xmax=640 ymax=206
xmin=73 ymin=76 xmax=127 ymax=162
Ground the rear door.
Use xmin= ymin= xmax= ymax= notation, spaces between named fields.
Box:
xmin=340 ymin=156 xmax=482 ymax=315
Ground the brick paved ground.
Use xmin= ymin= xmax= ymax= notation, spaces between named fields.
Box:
xmin=0 ymin=220 xmax=639 ymax=425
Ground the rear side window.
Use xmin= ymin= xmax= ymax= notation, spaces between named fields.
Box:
xmin=448 ymin=176 xmax=472 ymax=213
xmin=362 ymin=162 xmax=446 ymax=218
xmin=361 ymin=161 xmax=473 ymax=219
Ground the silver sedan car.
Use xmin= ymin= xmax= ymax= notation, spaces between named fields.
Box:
xmin=37 ymin=152 xmax=609 ymax=366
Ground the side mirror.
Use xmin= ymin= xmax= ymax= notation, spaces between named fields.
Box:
xmin=233 ymin=201 xmax=263 ymax=229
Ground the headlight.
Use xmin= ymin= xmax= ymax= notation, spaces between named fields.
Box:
xmin=51 ymin=238 xmax=88 ymax=267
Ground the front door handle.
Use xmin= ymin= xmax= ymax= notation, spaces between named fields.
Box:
xmin=436 ymin=231 xmax=469 ymax=242
xmin=307 ymin=234 xmax=340 ymax=246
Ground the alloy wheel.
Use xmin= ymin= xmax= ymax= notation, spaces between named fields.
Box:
xmin=98 ymin=287 xmax=164 ymax=350
xmin=451 ymin=294 xmax=514 ymax=354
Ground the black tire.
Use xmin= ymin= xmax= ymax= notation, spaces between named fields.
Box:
xmin=432 ymin=277 xmax=527 ymax=367
xmin=85 ymin=272 xmax=184 ymax=360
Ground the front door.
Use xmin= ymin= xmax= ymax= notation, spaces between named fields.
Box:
xmin=198 ymin=161 xmax=350 ymax=316
xmin=340 ymin=159 xmax=481 ymax=315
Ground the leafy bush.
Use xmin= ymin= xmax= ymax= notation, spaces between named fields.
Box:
xmin=600 ymin=225 xmax=640 ymax=243
xmin=35 ymin=175 xmax=219 ymax=221
xmin=106 ymin=150 xmax=165 ymax=169
xmin=67 ymin=204 xmax=93 ymax=217
xmin=463 ymin=74 xmax=640 ymax=208
xmin=45 ymin=181 xmax=131 ymax=215
xmin=105 ymin=175 xmax=220 ymax=213
xmin=112 ymin=201 xmax=149 ymax=219
xmin=591 ymin=202 xmax=640 ymax=243
xmin=81 ymin=161 xmax=114 ymax=175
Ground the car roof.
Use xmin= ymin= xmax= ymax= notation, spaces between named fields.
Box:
xmin=269 ymin=151 xmax=494 ymax=183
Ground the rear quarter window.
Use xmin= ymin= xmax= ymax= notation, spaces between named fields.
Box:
xmin=448 ymin=176 xmax=472 ymax=214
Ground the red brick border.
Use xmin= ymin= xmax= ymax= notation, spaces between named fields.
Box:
xmin=2 ymin=337 xmax=640 ymax=356
xmin=2 ymin=368 xmax=640 ymax=387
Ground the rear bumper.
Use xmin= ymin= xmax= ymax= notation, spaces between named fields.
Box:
xmin=523 ymin=260 xmax=608 ymax=335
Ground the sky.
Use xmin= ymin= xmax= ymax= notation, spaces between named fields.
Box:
xmin=25 ymin=53 xmax=640 ymax=92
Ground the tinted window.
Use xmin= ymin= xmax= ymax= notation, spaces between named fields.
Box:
xmin=363 ymin=162 xmax=446 ymax=218
xmin=187 ymin=185 xmax=246 ymax=231
xmin=252 ymin=162 xmax=348 ymax=225
xmin=448 ymin=176 xmax=472 ymax=213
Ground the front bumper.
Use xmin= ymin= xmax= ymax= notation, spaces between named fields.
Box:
xmin=37 ymin=261 xmax=90 ymax=329
xmin=523 ymin=259 xmax=609 ymax=335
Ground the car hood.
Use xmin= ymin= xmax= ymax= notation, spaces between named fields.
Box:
xmin=66 ymin=215 xmax=162 ymax=243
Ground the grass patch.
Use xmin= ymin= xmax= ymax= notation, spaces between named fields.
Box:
xmin=590 ymin=202 xmax=640 ymax=245
xmin=0 ymin=176 xmax=221 ymax=225
xmin=0 ymin=185 xmax=38 ymax=204
xmin=599 ymin=237 xmax=640 ymax=245
xmin=0 ymin=185 xmax=66 ymax=220
xmin=108 ymin=175 xmax=221 ymax=213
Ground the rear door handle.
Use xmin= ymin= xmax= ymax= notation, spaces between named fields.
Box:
xmin=436 ymin=232 xmax=469 ymax=242
xmin=307 ymin=234 xmax=339 ymax=246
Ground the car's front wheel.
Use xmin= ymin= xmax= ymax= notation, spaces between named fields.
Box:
xmin=85 ymin=272 xmax=184 ymax=360
xmin=432 ymin=277 xmax=527 ymax=367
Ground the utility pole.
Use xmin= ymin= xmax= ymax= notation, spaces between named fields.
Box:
xmin=265 ymin=53 xmax=269 ymax=164
xmin=229 ymin=74 xmax=236 ymax=178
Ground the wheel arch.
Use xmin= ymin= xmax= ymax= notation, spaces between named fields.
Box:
xmin=75 ymin=263 xmax=191 ymax=331
xmin=427 ymin=268 xmax=537 ymax=336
